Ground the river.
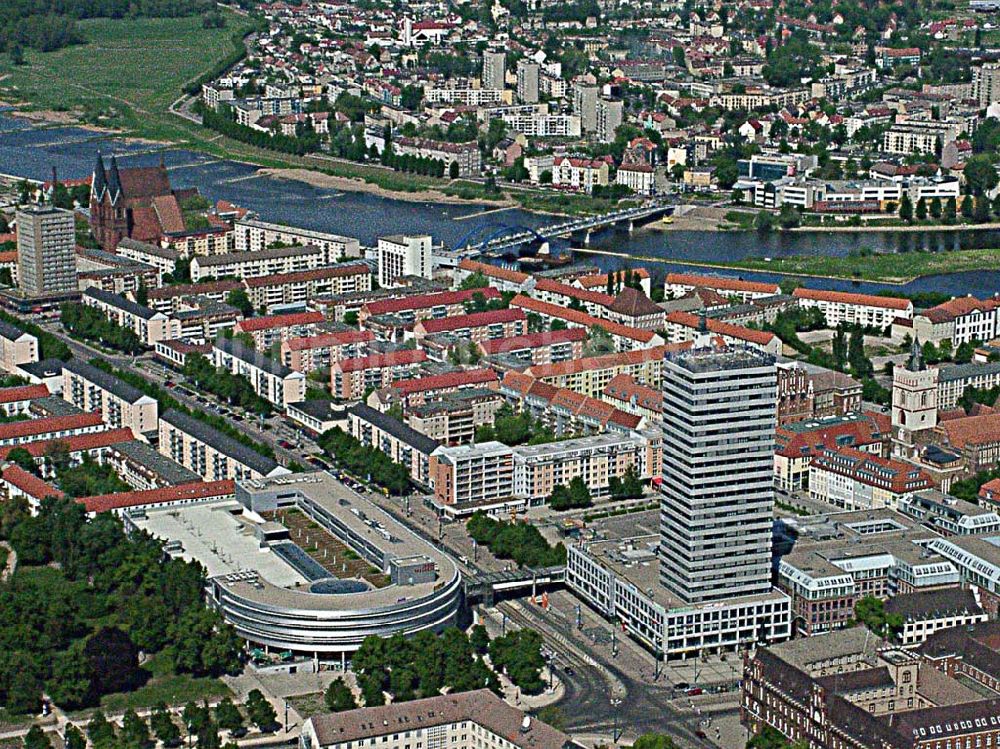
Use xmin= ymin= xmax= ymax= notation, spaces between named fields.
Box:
xmin=3 ymin=112 xmax=1000 ymax=297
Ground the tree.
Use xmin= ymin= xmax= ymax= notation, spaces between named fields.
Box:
xmin=470 ymin=624 xmax=490 ymax=655
xmin=976 ymin=195 xmax=992 ymax=223
xmin=898 ymin=193 xmax=913 ymax=222
xmin=121 ymin=710 xmax=151 ymax=749
xmin=632 ymin=735 xmax=680 ymax=749
xmin=930 ymin=196 xmax=942 ymax=219
xmin=964 ymin=154 xmax=999 ymax=196
xmin=226 ymin=289 xmax=253 ymax=317
xmin=449 ymin=161 xmax=460 ymax=179
xmin=9 ymin=44 xmax=25 ymax=66
xmin=489 ymin=629 xmax=546 ymax=695
xmin=87 ymin=713 xmax=116 ymax=749
xmin=151 ymin=705 xmax=181 ymax=747
xmin=539 ymin=170 xmax=552 ymax=185
xmin=84 ymin=627 xmax=145 ymax=699
xmin=778 ymin=204 xmax=801 ymax=230
xmin=754 ymin=211 xmax=774 ymax=233
xmin=135 ymin=281 xmax=149 ymax=307
xmin=64 ymin=725 xmax=86 ymax=749
xmin=944 ymin=196 xmax=957 ymax=224
xmin=854 ymin=595 xmax=902 ymax=640
xmin=215 ymin=698 xmax=245 ymax=735
xmin=245 ymin=689 xmax=278 ymax=732
xmin=23 ymin=727 xmax=49 ymax=749
xmin=47 ymin=644 xmax=93 ymax=709
xmin=6 ymin=446 xmax=38 ymax=476
xmin=832 ymin=327 xmax=847 ymax=368
xmin=915 ymin=197 xmax=927 ymax=221
xmin=324 ymin=679 xmax=357 ymax=713
xmin=962 ymin=194 xmax=974 ymax=219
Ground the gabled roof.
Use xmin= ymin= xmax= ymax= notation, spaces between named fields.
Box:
xmin=364 ymin=288 xmax=500 ymax=316
xmin=607 ymin=287 xmax=663 ymax=318
xmin=0 ymin=412 xmax=104 ymax=442
xmin=793 ymin=287 xmax=912 ymax=311
xmin=236 ymin=311 xmax=324 ymax=332
xmin=391 ymin=368 xmax=498 ymax=395
xmin=1 ymin=465 xmax=64 ymax=502
xmin=347 ymin=403 xmax=439 ymax=455
xmin=335 ymin=349 xmax=427 ymax=373
xmin=81 ymin=480 xmax=235 ymax=514
xmin=416 ymin=309 xmax=525 ymax=335
xmin=0 ymin=384 xmax=49 ymax=404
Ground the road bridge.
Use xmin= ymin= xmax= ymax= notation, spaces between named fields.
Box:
xmin=464 ymin=566 xmax=565 ymax=605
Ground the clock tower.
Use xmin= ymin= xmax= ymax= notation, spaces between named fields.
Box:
xmin=891 ymin=339 xmax=938 ymax=460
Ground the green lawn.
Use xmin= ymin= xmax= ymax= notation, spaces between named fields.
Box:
xmin=710 ymin=247 xmax=1000 ymax=284
xmin=0 ymin=15 xmax=252 ymax=139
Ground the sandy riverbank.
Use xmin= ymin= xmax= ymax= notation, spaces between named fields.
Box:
xmin=259 ymin=167 xmax=514 ymax=207
xmin=791 ymin=221 xmax=1000 ymax=232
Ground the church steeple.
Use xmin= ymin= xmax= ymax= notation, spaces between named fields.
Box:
xmin=92 ymin=152 xmax=107 ymax=201
xmin=107 ymin=154 xmax=123 ymax=205
xmin=907 ymin=336 xmax=925 ymax=372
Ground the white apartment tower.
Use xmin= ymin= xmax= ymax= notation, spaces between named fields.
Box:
xmin=596 ymin=98 xmax=624 ymax=143
xmin=573 ymin=83 xmax=598 ymax=133
xmin=482 ymin=50 xmax=506 ymax=91
xmin=516 ymin=60 xmax=540 ymax=104
xmin=16 ymin=205 xmax=77 ymax=298
xmin=659 ymin=337 xmax=777 ymax=604
xmin=974 ymin=63 xmax=1000 ymax=108
xmin=891 ymin=340 xmax=939 ymax=461
xmin=377 ymin=234 xmax=432 ymax=287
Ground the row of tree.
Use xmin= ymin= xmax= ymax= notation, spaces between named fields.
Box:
xmin=87 ymin=358 xmax=276 ymax=459
xmin=1 ymin=496 xmax=242 ymax=713
xmin=60 ymin=302 xmax=144 ymax=354
xmin=474 ymin=404 xmax=558 ymax=446
xmin=317 ymin=426 xmax=412 ymax=495
xmin=466 ymin=512 xmax=567 ymax=568
xmin=183 ymin=353 xmax=273 ymax=416
xmin=201 ymin=105 xmax=322 ymax=157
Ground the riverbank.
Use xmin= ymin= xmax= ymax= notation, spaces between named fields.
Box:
xmin=260 ymin=168 xmax=515 ymax=207
xmin=791 ymin=221 xmax=1000 ymax=233
xmin=573 ymin=245 xmax=1000 ymax=285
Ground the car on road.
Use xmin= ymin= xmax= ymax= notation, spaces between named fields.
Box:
xmin=277 ymin=439 xmax=293 ymax=449
xmin=563 ymin=666 xmax=574 ymax=676
xmin=695 ymin=729 xmax=707 ymax=739
xmin=687 ymin=687 xmax=703 ymax=696
xmin=674 ymin=682 xmax=690 ymax=691
xmin=165 ymin=381 xmax=175 ymax=388
xmin=307 ymin=456 xmax=330 ymax=469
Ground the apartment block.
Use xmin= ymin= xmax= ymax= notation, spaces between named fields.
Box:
xmin=413 ymin=309 xmax=526 ymax=344
xmin=331 ymin=349 xmax=428 ymax=400
xmin=430 ymin=441 xmax=515 ymax=506
xmin=387 ymin=368 xmax=499 ymax=408
xmin=0 ymin=412 xmax=105 ymax=448
xmin=190 ymin=245 xmax=325 ymax=282
xmin=245 ymin=265 xmax=372 ymax=312
xmin=114 ymin=238 xmax=180 ymax=277
xmin=281 ymin=330 xmax=375 ymax=374
xmin=664 ymin=273 xmax=781 ymax=302
xmin=359 ymin=288 xmax=501 ymax=327
xmin=792 ymin=288 xmax=913 ymax=328
xmin=158 ymin=409 xmax=287 ymax=481
xmin=377 ymin=234 xmax=432 ymax=287
xmin=82 ymin=287 xmax=180 ymax=346
xmin=212 ymin=336 xmax=306 ymax=409
xmin=478 ymin=329 xmax=586 ymax=366
xmin=234 ymin=311 xmax=325 ymax=350
xmin=809 ymin=446 xmax=933 ymax=510
xmin=0 ymin=384 xmax=50 ymax=416
xmin=406 ymin=388 xmax=504 ymax=445
xmin=510 ymin=295 xmax=663 ymax=352
xmin=524 ymin=346 xmax=669 ymax=398
xmin=0 ymin=320 xmax=39 ymax=373
xmin=233 ymin=217 xmax=360 ymax=259
xmin=347 ymin=404 xmax=438 ymax=487
xmin=63 ymin=359 xmax=159 ymax=438
xmin=16 ymin=205 xmax=77 ymax=299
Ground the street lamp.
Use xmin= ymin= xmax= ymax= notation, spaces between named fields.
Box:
xmin=611 ymin=698 xmax=623 ymax=743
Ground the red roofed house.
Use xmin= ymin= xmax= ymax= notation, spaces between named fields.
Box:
xmin=793 ymin=288 xmax=913 ymax=329
xmin=601 ymin=373 xmax=663 ymax=420
xmin=0 ymin=427 xmax=136 ymax=477
xmin=359 ymin=288 xmax=501 ymax=327
xmin=234 ymin=311 xmax=325 ymax=350
xmin=524 ymin=345 xmax=680 ymax=399
xmin=665 ymin=272 xmax=781 ymax=302
xmin=809 ymin=446 xmax=932 ymax=510
xmin=906 ymin=295 xmax=1000 ymax=346
xmin=80 ymin=480 xmax=236 ymax=515
xmin=937 ymin=412 xmax=1000 ymax=474
xmin=413 ymin=309 xmax=527 ymax=344
xmin=509 ymin=295 xmax=664 ymax=352
xmin=0 ymin=412 xmax=105 ymax=448
xmin=331 ymin=349 xmax=428 ymax=400
xmin=478 ymin=329 xmax=586 ymax=366
xmin=454 ymin=260 xmax=531 ymax=294
xmin=575 ymin=269 xmax=651 ymax=297
xmin=0 ymin=384 xmax=49 ymax=416
xmin=1 ymin=464 xmax=64 ymax=512
xmin=282 ymin=330 xmax=375 ymax=374
xmin=664 ymin=311 xmax=781 ymax=355
xmin=390 ymin=368 xmax=499 ymax=408
xmin=606 ymin=287 xmax=666 ymax=331
xmin=552 ymin=156 xmax=610 ymax=193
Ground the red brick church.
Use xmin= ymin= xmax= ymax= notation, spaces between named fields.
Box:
xmin=89 ymin=153 xmax=199 ymax=251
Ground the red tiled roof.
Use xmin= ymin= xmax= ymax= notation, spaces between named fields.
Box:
xmin=236 ymin=311 xmax=324 ymax=333
xmin=775 ymin=415 xmax=886 ymax=458
xmin=416 ymin=309 xmax=525 ymax=335
xmin=980 ymin=478 xmax=1000 ymax=503
xmin=478 ymin=328 xmax=587 ymax=355
xmin=793 ymin=287 xmax=913 ymax=311
xmin=665 ymin=272 xmax=780 ymax=295
xmin=509 ymin=296 xmax=657 ymax=343
xmin=922 ymin=296 xmax=999 ymax=324
xmin=603 ymin=373 xmax=663 ymax=413
xmin=81 ymin=480 xmax=235 ymax=514
xmin=576 ymin=269 xmax=651 ymax=290
xmin=364 ymin=288 xmax=500 ymax=316
xmin=810 ymin=446 xmax=931 ymax=494
xmin=666 ymin=311 xmax=777 ymax=347
xmin=0 ymin=412 xmax=103 ymax=442
xmin=285 ymin=330 xmax=375 ymax=351
xmin=940 ymin=412 xmax=1000 ymax=449
xmin=1 ymin=465 xmax=64 ymax=501
xmin=0 ymin=428 xmax=135 ymax=459
xmin=244 ymin=265 xmax=370 ymax=287
xmin=148 ymin=280 xmax=243 ymax=299
xmin=0 ymin=384 xmax=49 ymax=405
xmin=534 ymin=278 xmax=615 ymax=307
xmin=458 ymin=259 xmax=529 ymax=284
xmin=335 ymin=349 xmax=428 ymax=373
xmin=391 ymin=368 xmax=498 ymax=395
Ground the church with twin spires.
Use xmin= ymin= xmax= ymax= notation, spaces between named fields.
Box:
xmin=88 ymin=152 xmax=201 ymax=251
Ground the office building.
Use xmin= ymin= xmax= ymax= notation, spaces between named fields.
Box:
xmin=16 ymin=205 xmax=76 ymax=299
xmin=481 ymin=50 xmax=506 ymax=90
xmin=660 ymin=339 xmax=776 ymax=604
xmin=0 ymin=320 xmax=39 ymax=374
xmin=377 ymin=234 xmax=432 ymax=287
xmin=516 ymin=60 xmax=539 ymax=104
xmin=975 ymin=62 xmax=1000 ymax=107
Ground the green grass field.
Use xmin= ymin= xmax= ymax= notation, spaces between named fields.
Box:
xmin=714 ymin=247 xmax=1000 ymax=284
xmin=0 ymin=15 xmax=251 ymax=139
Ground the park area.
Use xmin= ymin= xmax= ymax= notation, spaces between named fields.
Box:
xmin=0 ymin=14 xmax=251 ymax=140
